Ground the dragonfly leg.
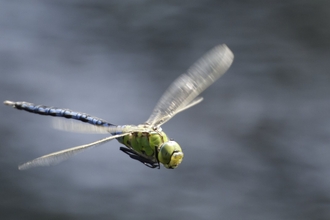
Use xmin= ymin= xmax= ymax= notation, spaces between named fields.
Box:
xmin=119 ymin=147 xmax=160 ymax=169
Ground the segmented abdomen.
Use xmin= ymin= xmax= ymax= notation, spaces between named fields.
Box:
xmin=4 ymin=101 xmax=114 ymax=127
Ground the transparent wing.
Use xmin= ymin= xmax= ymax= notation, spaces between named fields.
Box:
xmin=52 ymin=119 xmax=146 ymax=134
xmin=175 ymin=97 xmax=204 ymax=115
xmin=18 ymin=133 xmax=128 ymax=170
xmin=146 ymin=44 xmax=234 ymax=127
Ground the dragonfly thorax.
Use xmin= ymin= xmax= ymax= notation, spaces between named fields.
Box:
xmin=119 ymin=128 xmax=183 ymax=169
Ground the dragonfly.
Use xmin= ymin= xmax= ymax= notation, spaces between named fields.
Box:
xmin=4 ymin=44 xmax=234 ymax=170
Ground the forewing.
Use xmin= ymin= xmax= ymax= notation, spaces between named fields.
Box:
xmin=146 ymin=44 xmax=234 ymax=127
xmin=175 ymin=97 xmax=204 ymax=115
xmin=18 ymin=133 xmax=128 ymax=170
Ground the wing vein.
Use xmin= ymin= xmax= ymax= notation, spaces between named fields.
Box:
xmin=146 ymin=44 xmax=234 ymax=127
xmin=18 ymin=133 xmax=128 ymax=170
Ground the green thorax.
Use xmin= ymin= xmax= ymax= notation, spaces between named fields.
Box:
xmin=118 ymin=130 xmax=169 ymax=159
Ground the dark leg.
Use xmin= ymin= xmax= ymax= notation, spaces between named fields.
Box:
xmin=120 ymin=147 xmax=160 ymax=169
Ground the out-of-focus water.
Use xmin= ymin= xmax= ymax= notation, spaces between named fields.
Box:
xmin=1 ymin=0 xmax=330 ymax=219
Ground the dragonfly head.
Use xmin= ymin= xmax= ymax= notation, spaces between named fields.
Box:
xmin=158 ymin=141 xmax=184 ymax=169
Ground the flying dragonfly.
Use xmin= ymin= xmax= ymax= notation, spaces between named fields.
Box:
xmin=4 ymin=44 xmax=234 ymax=170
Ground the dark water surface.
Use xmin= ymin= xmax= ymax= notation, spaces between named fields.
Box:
xmin=1 ymin=0 xmax=330 ymax=219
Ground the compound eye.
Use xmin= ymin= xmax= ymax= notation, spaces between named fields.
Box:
xmin=158 ymin=141 xmax=183 ymax=169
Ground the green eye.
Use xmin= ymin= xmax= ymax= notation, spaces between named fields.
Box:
xmin=158 ymin=141 xmax=184 ymax=169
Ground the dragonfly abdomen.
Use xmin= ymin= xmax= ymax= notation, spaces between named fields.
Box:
xmin=4 ymin=101 xmax=114 ymax=127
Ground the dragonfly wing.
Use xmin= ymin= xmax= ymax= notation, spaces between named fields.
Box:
xmin=146 ymin=44 xmax=234 ymax=127
xmin=18 ymin=133 xmax=128 ymax=170
xmin=52 ymin=119 xmax=146 ymax=134
xmin=175 ymin=97 xmax=204 ymax=115
xmin=52 ymin=118 xmax=115 ymax=134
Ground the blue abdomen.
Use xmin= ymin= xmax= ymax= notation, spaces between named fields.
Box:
xmin=5 ymin=101 xmax=114 ymax=127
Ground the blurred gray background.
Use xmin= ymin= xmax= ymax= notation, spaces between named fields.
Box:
xmin=1 ymin=0 xmax=330 ymax=219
